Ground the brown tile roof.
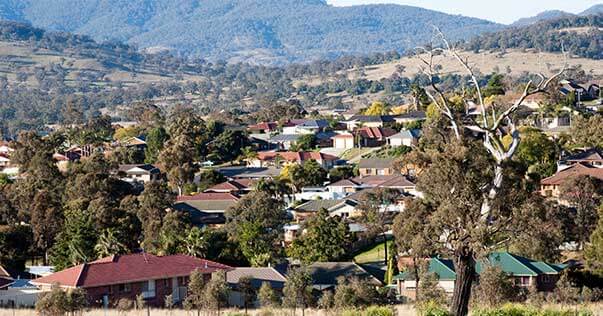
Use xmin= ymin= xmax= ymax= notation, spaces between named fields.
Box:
xmin=328 ymin=178 xmax=361 ymax=187
xmin=177 ymin=192 xmax=240 ymax=202
xmin=248 ymin=122 xmax=278 ymax=131
xmin=32 ymin=254 xmax=231 ymax=288
xmin=357 ymin=127 xmax=397 ymax=139
xmin=205 ymin=179 xmax=255 ymax=192
xmin=541 ymin=163 xmax=603 ymax=186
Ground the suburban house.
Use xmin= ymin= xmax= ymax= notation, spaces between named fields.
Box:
xmin=356 ymin=127 xmax=397 ymax=148
xmin=292 ymin=199 xmax=360 ymax=221
xmin=31 ymin=254 xmax=231 ymax=307
xmin=204 ymin=179 xmax=255 ymax=194
xmin=268 ymin=134 xmax=303 ymax=150
xmin=120 ymin=136 xmax=147 ymax=150
xmin=558 ymin=148 xmax=603 ymax=170
xmin=0 ymin=279 xmax=42 ymax=307
xmin=282 ymin=119 xmax=329 ymax=135
xmin=174 ymin=193 xmax=241 ymax=227
xmin=248 ymin=122 xmax=279 ymax=134
xmin=540 ymin=163 xmax=603 ymax=199
xmin=332 ymin=132 xmax=355 ymax=149
xmin=249 ymin=151 xmax=338 ymax=169
xmin=395 ymin=252 xmax=566 ymax=300
xmin=387 ymin=129 xmax=420 ymax=147
xmin=559 ymin=79 xmax=600 ymax=102
xmin=226 ymin=267 xmax=287 ymax=307
xmin=117 ymin=164 xmax=161 ymax=183
xmin=0 ymin=153 xmax=9 ymax=168
xmin=305 ymin=262 xmax=382 ymax=291
xmin=358 ymin=158 xmax=396 ymax=176
xmin=342 ymin=115 xmax=396 ymax=130
xmin=0 ymin=142 xmax=13 ymax=155
xmin=217 ymin=166 xmax=282 ymax=180
xmin=393 ymin=111 xmax=427 ymax=124
xmin=328 ymin=175 xmax=417 ymax=197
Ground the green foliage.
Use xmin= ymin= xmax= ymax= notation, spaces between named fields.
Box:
xmin=35 ymin=285 xmax=87 ymax=316
xmin=137 ymin=181 xmax=175 ymax=254
xmin=569 ymin=115 xmax=603 ymax=149
xmin=197 ymin=169 xmax=227 ymax=192
xmin=364 ymin=306 xmax=395 ymax=316
xmin=329 ymin=165 xmax=357 ymax=182
xmin=472 ymin=303 xmax=593 ymax=316
xmin=333 ymin=277 xmax=380 ymax=309
xmin=292 ymin=134 xmax=317 ymax=151
xmin=184 ymin=269 xmax=206 ymax=312
xmin=514 ymin=127 xmax=558 ymax=179
xmin=49 ymin=206 xmax=97 ymax=270
xmin=288 ymin=208 xmax=349 ymax=263
xmin=585 ymin=206 xmax=603 ymax=276
xmin=258 ymin=281 xmax=279 ymax=307
xmin=482 ymin=73 xmax=506 ymax=97
xmin=225 ymin=191 xmax=287 ymax=266
xmin=282 ymin=267 xmax=313 ymax=311
xmin=281 ymin=159 xmax=328 ymax=192
xmin=144 ymin=127 xmax=168 ymax=164
xmin=203 ymin=271 xmax=230 ymax=311
xmin=417 ymin=300 xmax=451 ymax=316
xmin=472 ymin=265 xmax=518 ymax=307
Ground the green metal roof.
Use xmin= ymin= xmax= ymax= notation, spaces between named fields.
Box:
xmin=395 ymin=252 xmax=566 ymax=282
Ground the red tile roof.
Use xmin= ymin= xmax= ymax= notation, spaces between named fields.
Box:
xmin=248 ymin=122 xmax=278 ymax=131
xmin=257 ymin=151 xmax=338 ymax=163
xmin=32 ymin=254 xmax=231 ymax=288
xmin=541 ymin=163 xmax=603 ymax=186
xmin=177 ymin=192 xmax=240 ymax=202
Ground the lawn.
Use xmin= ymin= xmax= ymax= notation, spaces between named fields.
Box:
xmin=354 ymin=239 xmax=394 ymax=264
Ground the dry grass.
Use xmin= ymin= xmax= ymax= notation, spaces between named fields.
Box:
xmin=2 ymin=304 xmax=603 ymax=316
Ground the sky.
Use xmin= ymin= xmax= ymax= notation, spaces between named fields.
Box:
xmin=326 ymin=0 xmax=601 ymax=24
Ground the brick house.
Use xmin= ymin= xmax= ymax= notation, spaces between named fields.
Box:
xmin=31 ymin=253 xmax=231 ymax=307
xmin=540 ymin=163 xmax=603 ymax=200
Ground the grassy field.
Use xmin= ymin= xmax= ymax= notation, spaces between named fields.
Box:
xmin=354 ymin=240 xmax=394 ymax=264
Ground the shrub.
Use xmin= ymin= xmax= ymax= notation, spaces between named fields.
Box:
xmin=340 ymin=310 xmax=363 ymax=316
xmin=364 ymin=306 xmax=394 ymax=316
xmin=472 ymin=303 xmax=593 ymax=316
xmin=472 ymin=265 xmax=518 ymax=307
xmin=417 ymin=300 xmax=450 ymax=316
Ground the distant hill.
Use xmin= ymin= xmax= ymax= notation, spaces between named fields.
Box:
xmin=511 ymin=10 xmax=574 ymax=27
xmin=580 ymin=4 xmax=603 ymax=16
xmin=467 ymin=15 xmax=603 ymax=59
xmin=0 ymin=0 xmax=503 ymax=64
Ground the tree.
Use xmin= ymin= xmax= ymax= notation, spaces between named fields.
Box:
xmin=356 ymin=187 xmax=400 ymax=264
xmin=258 ymin=281 xmax=279 ymax=307
xmin=418 ymin=272 xmax=447 ymax=305
xmin=333 ymin=277 xmax=379 ymax=309
xmin=36 ymin=284 xmax=70 ymax=316
xmin=94 ymin=228 xmax=127 ymax=258
xmin=569 ymin=115 xmax=603 ymax=149
xmin=281 ymin=160 xmax=327 ymax=192
xmin=282 ymin=267 xmax=313 ymax=316
xmin=560 ymin=175 xmax=602 ymax=250
xmin=511 ymin=127 xmax=558 ymax=179
xmin=157 ymin=211 xmax=189 ymax=255
xmin=30 ymin=189 xmax=64 ymax=264
xmin=292 ymin=134 xmax=317 ymax=151
xmin=288 ymin=208 xmax=348 ymax=263
xmin=585 ymin=206 xmax=603 ymax=276
xmin=184 ymin=269 xmax=206 ymax=316
xmin=144 ymin=126 xmax=168 ymax=163
xmin=238 ymin=276 xmax=256 ymax=314
xmin=363 ymin=101 xmax=389 ymax=115
xmin=482 ymin=73 xmax=506 ymax=97
xmin=49 ymin=204 xmax=97 ymax=270
xmin=400 ymin=32 xmax=565 ymax=316
xmin=472 ymin=265 xmax=517 ymax=307
xmin=159 ymin=108 xmax=207 ymax=195
xmin=137 ymin=181 xmax=174 ymax=253
xmin=180 ymin=226 xmax=209 ymax=258
xmin=328 ymin=166 xmax=357 ymax=182
xmin=203 ymin=270 xmax=229 ymax=314
xmin=225 ymin=191 xmax=287 ymax=266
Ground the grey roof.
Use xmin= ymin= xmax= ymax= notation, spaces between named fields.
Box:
xmin=269 ymin=134 xmax=303 ymax=143
xmin=294 ymin=199 xmax=357 ymax=213
xmin=298 ymin=119 xmax=330 ymax=129
xmin=218 ymin=167 xmax=282 ymax=179
xmin=395 ymin=111 xmax=427 ymax=120
xmin=173 ymin=202 xmax=228 ymax=225
xmin=387 ymin=129 xmax=421 ymax=139
xmin=227 ymin=267 xmax=287 ymax=289
xmin=118 ymin=164 xmax=160 ymax=174
xmin=347 ymin=115 xmax=395 ymax=123
xmin=306 ymin=262 xmax=382 ymax=286
xmin=563 ymin=148 xmax=603 ymax=162
xmin=358 ymin=158 xmax=394 ymax=169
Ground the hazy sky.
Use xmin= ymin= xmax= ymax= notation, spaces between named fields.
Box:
xmin=326 ymin=0 xmax=601 ymax=24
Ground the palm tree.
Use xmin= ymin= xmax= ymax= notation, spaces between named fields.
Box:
xmin=181 ymin=227 xmax=209 ymax=258
xmin=94 ymin=228 xmax=127 ymax=258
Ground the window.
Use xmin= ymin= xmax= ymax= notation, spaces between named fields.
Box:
xmin=514 ymin=277 xmax=531 ymax=287
xmin=118 ymin=283 xmax=131 ymax=293
xmin=141 ymin=280 xmax=156 ymax=298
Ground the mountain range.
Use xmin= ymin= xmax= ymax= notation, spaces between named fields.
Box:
xmin=511 ymin=5 xmax=603 ymax=27
xmin=0 ymin=0 xmax=600 ymax=64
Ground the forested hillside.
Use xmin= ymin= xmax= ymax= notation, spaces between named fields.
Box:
xmin=0 ymin=0 xmax=502 ymax=64
xmin=467 ymin=15 xmax=603 ymax=59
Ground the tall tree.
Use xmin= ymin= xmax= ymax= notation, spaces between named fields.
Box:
xmin=288 ymin=208 xmax=348 ymax=263
xmin=225 ymin=191 xmax=287 ymax=266
xmin=395 ymin=33 xmax=565 ymax=316
xmin=137 ymin=181 xmax=175 ymax=253
xmin=203 ymin=271 xmax=229 ymax=314
xmin=585 ymin=206 xmax=603 ymax=276
xmin=561 ymin=175 xmax=602 ymax=250
xmin=282 ymin=267 xmax=313 ymax=316
xmin=184 ymin=269 xmax=206 ymax=316
xmin=144 ymin=126 xmax=168 ymax=164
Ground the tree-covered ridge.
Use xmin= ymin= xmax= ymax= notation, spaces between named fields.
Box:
xmin=466 ymin=14 xmax=603 ymax=59
xmin=0 ymin=0 xmax=502 ymax=64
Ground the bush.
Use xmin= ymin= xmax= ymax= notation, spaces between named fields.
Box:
xmin=364 ymin=306 xmax=394 ymax=316
xmin=115 ymin=298 xmax=135 ymax=312
xmin=417 ymin=300 xmax=450 ymax=316
xmin=473 ymin=303 xmax=593 ymax=316
xmin=340 ymin=310 xmax=363 ymax=316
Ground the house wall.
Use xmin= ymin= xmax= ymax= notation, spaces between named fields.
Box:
xmin=359 ymin=167 xmax=393 ymax=176
xmin=0 ymin=289 xmax=43 ymax=307
xmin=333 ymin=137 xmax=354 ymax=149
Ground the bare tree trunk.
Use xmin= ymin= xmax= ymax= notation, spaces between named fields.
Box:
xmin=450 ymin=246 xmax=475 ymax=316
xmin=382 ymin=232 xmax=388 ymax=265
xmin=413 ymin=257 xmax=420 ymax=302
